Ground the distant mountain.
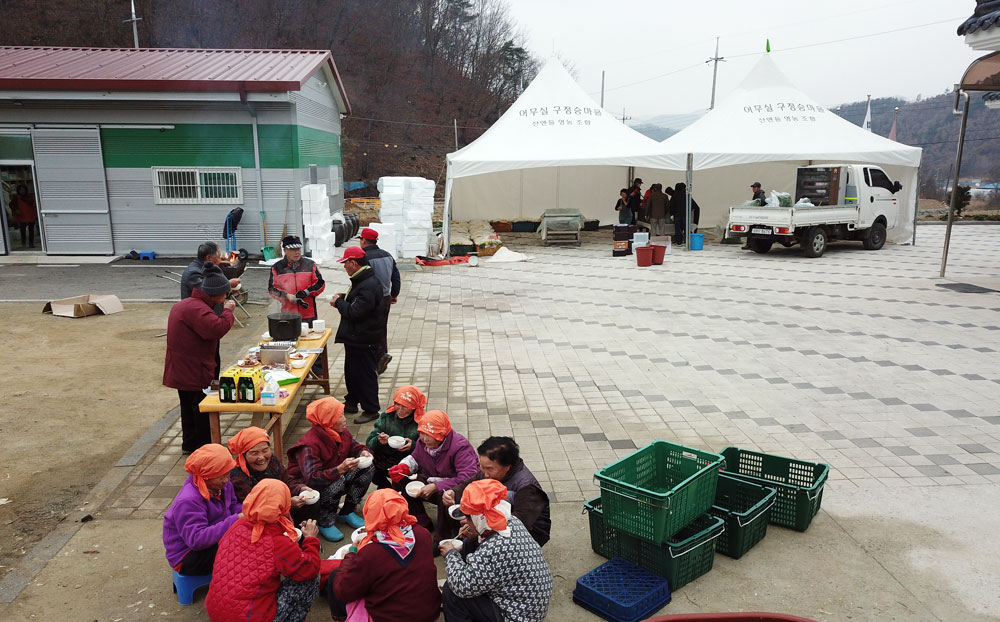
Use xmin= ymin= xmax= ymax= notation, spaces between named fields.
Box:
xmin=629 ymin=93 xmax=1000 ymax=189
xmin=630 ymin=111 xmax=706 ymax=141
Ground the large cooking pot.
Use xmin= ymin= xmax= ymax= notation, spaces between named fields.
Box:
xmin=268 ymin=312 xmax=302 ymax=341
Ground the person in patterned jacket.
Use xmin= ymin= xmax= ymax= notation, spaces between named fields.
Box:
xmin=439 ymin=480 xmax=553 ymax=622
xmin=268 ymin=235 xmax=326 ymax=326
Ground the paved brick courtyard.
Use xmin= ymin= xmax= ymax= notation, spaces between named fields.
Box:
xmin=106 ymin=224 xmax=1000 ymax=519
xmin=87 ymin=224 xmax=1000 ymax=620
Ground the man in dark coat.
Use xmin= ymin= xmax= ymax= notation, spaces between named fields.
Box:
xmin=180 ymin=241 xmax=240 ymax=300
xmin=669 ymin=182 xmax=701 ymax=245
xmin=330 ymin=246 xmax=385 ymax=424
xmin=164 ymin=263 xmax=236 ymax=453
xmin=359 ymin=228 xmax=401 ymax=376
xmin=627 ymin=178 xmax=643 ymax=225
xmin=750 ymin=181 xmax=767 ymax=205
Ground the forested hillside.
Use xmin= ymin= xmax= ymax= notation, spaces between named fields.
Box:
xmin=1 ymin=0 xmax=536 ymax=189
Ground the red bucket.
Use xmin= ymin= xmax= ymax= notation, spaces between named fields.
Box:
xmin=651 ymin=244 xmax=667 ymax=264
xmin=636 ymin=245 xmax=654 ymax=267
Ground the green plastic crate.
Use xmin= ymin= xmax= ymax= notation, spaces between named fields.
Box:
xmin=596 ymin=441 xmax=724 ymax=544
xmin=584 ymin=497 xmax=724 ymax=590
xmin=720 ymin=447 xmax=829 ymax=532
xmin=708 ymin=472 xmax=776 ymax=559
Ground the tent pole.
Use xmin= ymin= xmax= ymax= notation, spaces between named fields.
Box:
xmin=685 ymin=153 xmax=693 ymax=251
xmin=940 ymin=89 xmax=969 ymax=278
xmin=911 ymin=165 xmax=920 ymax=246
xmin=443 ymin=174 xmax=452 ymax=258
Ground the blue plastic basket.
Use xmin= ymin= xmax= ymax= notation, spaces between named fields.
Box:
xmin=573 ymin=558 xmax=672 ymax=622
xmin=689 ymin=233 xmax=705 ymax=250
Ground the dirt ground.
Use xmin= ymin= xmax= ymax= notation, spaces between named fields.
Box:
xmin=0 ymin=302 xmax=265 ymax=580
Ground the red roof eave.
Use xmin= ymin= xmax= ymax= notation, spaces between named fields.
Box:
xmin=0 ymin=77 xmax=304 ymax=92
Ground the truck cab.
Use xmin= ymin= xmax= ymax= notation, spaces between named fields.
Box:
xmin=727 ymin=164 xmax=904 ymax=257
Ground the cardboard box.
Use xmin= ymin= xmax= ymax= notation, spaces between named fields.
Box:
xmin=43 ymin=294 xmax=124 ymax=318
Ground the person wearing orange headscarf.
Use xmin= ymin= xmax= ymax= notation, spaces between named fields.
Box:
xmin=226 ymin=427 xmax=314 ymax=521
xmin=324 ymin=489 xmax=440 ymax=622
xmin=440 ymin=480 xmax=553 ymax=622
xmin=206 ymin=479 xmax=321 ymax=622
xmin=386 ymin=410 xmax=479 ymax=543
xmin=365 ymin=385 xmax=426 ymax=489
xmin=162 ymin=444 xmax=242 ymax=575
xmin=286 ymin=397 xmax=374 ymax=542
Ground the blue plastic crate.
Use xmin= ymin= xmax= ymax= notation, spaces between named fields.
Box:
xmin=573 ymin=558 xmax=671 ymax=622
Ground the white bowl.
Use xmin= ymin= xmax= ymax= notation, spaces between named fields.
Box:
xmin=261 ymin=332 xmax=271 ymax=341
xmin=298 ymin=489 xmax=320 ymax=505
xmin=313 ymin=319 xmax=326 ymax=332
xmin=351 ymin=527 xmax=367 ymax=545
xmin=333 ymin=544 xmax=352 ymax=560
xmin=387 ymin=436 xmax=407 ymax=449
xmin=405 ymin=481 xmax=424 ymax=498
xmin=291 ymin=358 xmax=307 ymax=369
xmin=356 ymin=455 xmax=373 ymax=469
xmin=440 ymin=538 xmax=463 ymax=551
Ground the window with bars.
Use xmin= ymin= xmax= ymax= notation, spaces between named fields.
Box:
xmin=152 ymin=167 xmax=243 ymax=204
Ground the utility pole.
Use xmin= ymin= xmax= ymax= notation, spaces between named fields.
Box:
xmin=453 ymin=119 xmax=459 ymax=150
xmin=124 ymin=0 xmax=142 ymax=49
xmin=618 ymin=107 xmax=632 ymax=125
xmin=600 ymin=70 xmax=605 ymax=108
xmin=706 ymin=37 xmax=725 ymax=110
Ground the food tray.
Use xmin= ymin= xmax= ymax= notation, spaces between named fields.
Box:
xmin=708 ymin=472 xmax=776 ymax=559
xmin=596 ymin=441 xmax=724 ymax=544
xmin=719 ymin=447 xmax=828 ymax=532
xmin=573 ymin=557 xmax=671 ymax=622
xmin=585 ymin=498 xmax=724 ymax=590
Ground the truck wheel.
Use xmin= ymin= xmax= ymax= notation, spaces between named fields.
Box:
xmin=862 ymin=222 xmax=886 ymax=250
xmin=802 ymin=226 xmax=827 ymax=258
xmin=748 ymin=238 xmax=772 ymax=254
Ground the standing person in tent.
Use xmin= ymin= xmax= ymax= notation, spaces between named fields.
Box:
xmin=646 ymin=184 xmax=670 ymax=237
xmin=359 ymin=228 xmax=401 ymax=377
xmin=627 ymin=178 xmax=643 ymax=224
xmin=614 ymin=189 xmax=631 ymax=225
xmin=669 ymin=182 xmax=700 ymax=245
xmin=268 ymin=235 xmax=326 ymax=328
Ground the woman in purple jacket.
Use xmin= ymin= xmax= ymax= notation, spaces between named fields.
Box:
xmin=162 ymin=445 xmax=243 ymax=575
xmin=388 ymin=410 xmax=479 ymax=542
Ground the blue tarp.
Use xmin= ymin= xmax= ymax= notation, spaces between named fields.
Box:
xmin=344 ymin=182 xmax=367 ymax=192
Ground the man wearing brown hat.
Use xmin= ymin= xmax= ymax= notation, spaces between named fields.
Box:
xmin=359 ymin=228 xmax=401 ymax=376
xmin=331 ymin=246 xmax=385 ymax=423
xmin=163 ymin=263 xmax=236 ymax=452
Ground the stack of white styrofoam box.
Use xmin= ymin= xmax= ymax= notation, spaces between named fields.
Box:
xmin=368 ymin=222 xmax=401 ymax=259
xmin=301 ymin=183 xmax=336 ymax=262
xmin=378 ymin=176 xmax=436 ymax=257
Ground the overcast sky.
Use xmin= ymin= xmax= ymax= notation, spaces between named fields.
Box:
xmin=505 ymin=0 xmax=983 ymax=122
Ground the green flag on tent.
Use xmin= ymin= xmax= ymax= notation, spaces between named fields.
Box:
xmin=766 ymin=39 xmax=771 ymax=53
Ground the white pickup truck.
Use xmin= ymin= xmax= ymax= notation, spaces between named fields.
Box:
xmin=726 ymin=164 xmax=903 ymax=257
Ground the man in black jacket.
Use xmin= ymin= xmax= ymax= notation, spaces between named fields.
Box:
xmin=359 ymin=228 xmax=401 ymax=376
xmin=331 ymin=246 xmax=385 ymax=424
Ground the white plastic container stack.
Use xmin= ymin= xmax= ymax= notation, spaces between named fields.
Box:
xmin=301 ymin=183 xmax=336 ymax=263
xmin=368 ymin=222 xmax=401 ymax=259
xmin=377 ymin=176 xmax=435 ymax=258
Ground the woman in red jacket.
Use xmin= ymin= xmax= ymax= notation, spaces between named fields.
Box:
xmin=205 ymin=479 xmax=321 ymax=622
xmin=327 ymin=488 xmax=440 ymax=622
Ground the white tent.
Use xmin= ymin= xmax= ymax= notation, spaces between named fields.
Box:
xmin=651 ymin=55 xmax=923 ymax=243
xmin=443 ymin=59 xmax=677 ymax=248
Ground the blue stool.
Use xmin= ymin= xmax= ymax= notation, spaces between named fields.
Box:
xmin=139 ymin=250 xmax=156 ymax=261
xmin=171 ymin=570 xmax=212 ymax=605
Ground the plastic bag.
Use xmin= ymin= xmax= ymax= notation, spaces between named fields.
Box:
xmin=770 ymin=190 xmax=793 ymax=207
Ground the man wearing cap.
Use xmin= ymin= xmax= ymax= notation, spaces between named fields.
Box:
xmin=743 ymin=183 xmax=767 ymax=249
xmin=268 ymin=235 xmax=326 ymax=327
xmin=331 ymin=246 xmax=385 ymax=423
xmin=359 ymin=228 xmax=401 ymax=376
xmin=164 ymin=263 xmax=236 ymax=452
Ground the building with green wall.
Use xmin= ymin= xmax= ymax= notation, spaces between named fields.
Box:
xmin=0 ymin=46 xmax=351 ymax=256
